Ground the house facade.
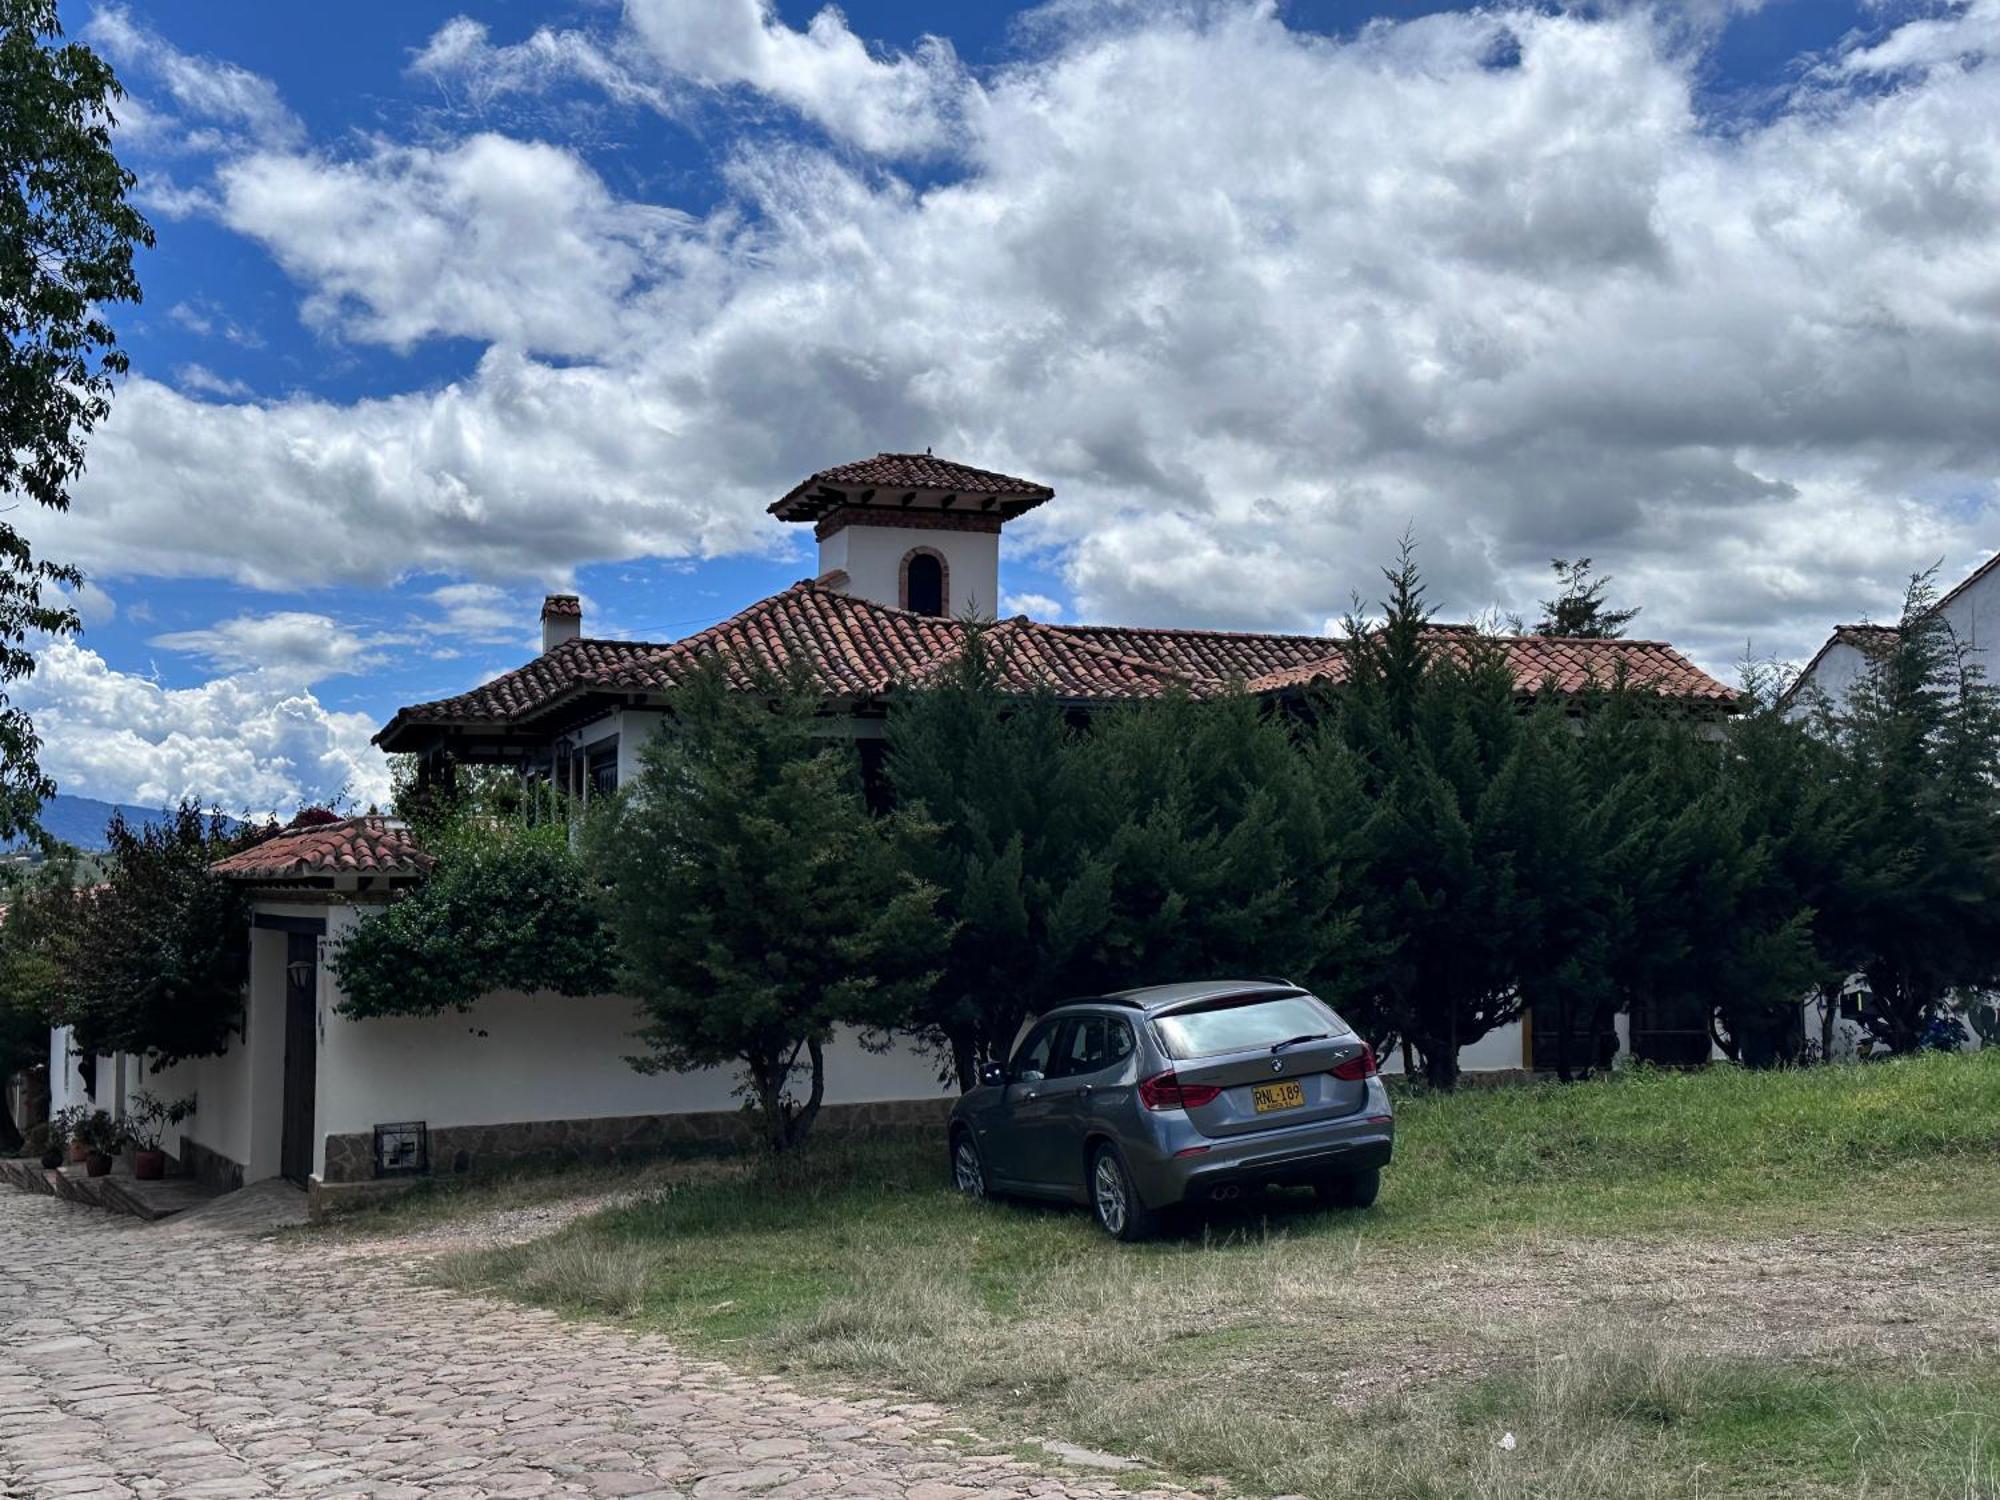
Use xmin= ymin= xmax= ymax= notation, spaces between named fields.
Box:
xmin=51 ymin=454 xmax=1741 ymax=1201
xmin=1784 ymin=550 xmax=2000 ymax=1059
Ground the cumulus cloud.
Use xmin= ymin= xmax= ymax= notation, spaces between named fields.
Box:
xmin=622 ymin=0 xmax=973 ymax=156
xmin=150 ymin=612 xmax=389 ymax=684
xmin=214 ymin=134 xmax=693 ymax=355
xmin=18 ymin=642 xmax=391 ymax=817
xmin=44 ymin=0 xmax=2000 ymax=686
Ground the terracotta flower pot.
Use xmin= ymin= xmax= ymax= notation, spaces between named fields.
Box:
xmin=84 ymin=1152 xmax=113 ymax=1178
xmin=68 ymin=1141 xmax=88 ymax=1164
xmin=134 ymin=1149 xmax=166 ymax=1181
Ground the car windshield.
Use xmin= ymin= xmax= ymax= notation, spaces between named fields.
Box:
xmin=1151 ymin=993 xmax=1344 ymax=1060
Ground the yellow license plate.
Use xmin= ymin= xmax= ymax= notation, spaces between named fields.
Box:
xmin=1252 ymin=1080 xmax=1306 ymax=1113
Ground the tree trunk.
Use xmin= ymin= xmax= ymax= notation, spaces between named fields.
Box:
xmin=950 ymin=1028 xmax=978 ymax=1093
xmin=785 ymin=1036 xmax=826 ymax=1149
xmin=1818 ymin=982 xmax=1837 ymax=1062
xmin=0 ymin=1089 xmax=21 ymax=1155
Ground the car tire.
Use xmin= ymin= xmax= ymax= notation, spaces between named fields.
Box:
xmin=1314 ymin=1166 xmax=1381 ymax=1210
xmin=1089 ymin=1144 xmax=1161 ymax=1242
xmin=950 ymin=1129 xmax=988 ymax=1201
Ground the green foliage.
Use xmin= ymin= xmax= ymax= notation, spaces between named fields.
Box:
xmin=1328 ymin=545 xmax=1537 ymax=1085
xmin=333 ymin=803 xmax=613 ymax=1020
xmin=40 ymin=804 xmax=256 ymax=1066
xmin=887 ymin=629 xmax=1368 ymax=1084
xmin=1818 ymin=571 xmax=2000 ymax=1054
xmin=1536 ymin=556 xmax=1641 ymax=638
xmin=590 ymin=657 xmax=945 ymax=1151
xmin=0 ymin=2 xmax=153 ymax=840
xmin=122 ymin=1090 xmax=195 ymax=1152
xmin=0 ymin=852 xmax=78 ymax=1148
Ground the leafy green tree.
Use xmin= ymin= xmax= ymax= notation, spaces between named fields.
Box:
xmin=1827 ymin=572 xmax=2000 ymax=1053
xmin=0 ymin=2 xmax=152 ymax=839
xmin=1330 ymin=544 xmax=1532 ymax=1088
xmin=41 ymin=805 xmax=254 ymax=1066
xmin=0 ymin=855 xmax=78 ymax=1149
xmin=332 ymin=807 xmax=614 ymax=1021
xmin=592 ymin=659 xmax=945 ymax=1151
xmin=884 ymin=628 xmax=1113 ymax=1087
xmin=1535 ymin=558 xmax=1640 ymax=638
xmin=1074 ymin=691 xmax=1368 ymax=1013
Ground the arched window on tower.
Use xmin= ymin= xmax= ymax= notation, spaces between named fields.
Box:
xmin=903 ymin=550 xmax=946 ymax=617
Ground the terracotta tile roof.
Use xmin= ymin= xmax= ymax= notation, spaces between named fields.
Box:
xmin=904 ymin=617 xmax=1204 ymax=700
xmin=540 ymin=593 xmax=582 ymax=619
xmin=1242 ymin=632 xmax=1737 ymax=702
xmin=384 ymin=637 xmax=659 ymax=729
xmin=212 ymin=816 xmax=434 ymax=881
xmin=1054 ymin=624 xmax=1338 ymax=684
xmin=585 ymin=585 xmax=1201 ymax=702
xmin=770 ymin=453 xmax=1053 ymax=521
xmin=380 ymin=588 xmax=1736 ymax=746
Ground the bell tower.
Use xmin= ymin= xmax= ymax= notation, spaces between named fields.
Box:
xmin=769 ymin=453 xmax=1054 ymax=620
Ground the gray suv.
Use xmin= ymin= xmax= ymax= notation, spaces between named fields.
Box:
xmin=948 ymin=980 xmax=1393 ymax=1240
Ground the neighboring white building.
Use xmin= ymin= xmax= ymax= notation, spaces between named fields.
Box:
xmin=39 ymin=454 xmax=1744 ymax=1202
xmin=1787 ymin=550 xmax=2000 ymax=714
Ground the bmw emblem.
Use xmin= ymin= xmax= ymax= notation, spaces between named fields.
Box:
xmin=1270 ymin=1058 xmax=1284 ymax=1073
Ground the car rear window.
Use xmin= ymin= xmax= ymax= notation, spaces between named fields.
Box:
xmin=1151 ymin=993 xmax=1344 ymax=1060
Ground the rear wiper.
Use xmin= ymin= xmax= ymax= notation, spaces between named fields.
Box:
xmin=1271 ymin=1032 xmax=1332 ymax=1054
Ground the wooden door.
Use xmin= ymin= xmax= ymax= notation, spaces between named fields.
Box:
xmin=280 ymin=931 xmax=318 ymax=1184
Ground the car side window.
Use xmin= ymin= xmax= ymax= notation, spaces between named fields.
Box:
xmin=1011 ymin=1021 xmax=1061 ymax=1081
xmin=1050 ymin=1015 xmax=1132 ymax=1079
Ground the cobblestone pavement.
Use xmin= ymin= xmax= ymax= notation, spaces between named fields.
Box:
xmin=0 ymin=1192 xmax=1184 ymax=1500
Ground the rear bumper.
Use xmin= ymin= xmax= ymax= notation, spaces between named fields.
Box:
xmin=1128 ymin=1107 xmax=1394 ymax=1209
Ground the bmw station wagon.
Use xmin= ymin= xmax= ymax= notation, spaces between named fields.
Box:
xmin=948 ymin=979 xmax=1393 ymax=1240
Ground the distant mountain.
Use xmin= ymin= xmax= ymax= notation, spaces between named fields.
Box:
xmin=6 ymin=795 xmax=244 ymax=853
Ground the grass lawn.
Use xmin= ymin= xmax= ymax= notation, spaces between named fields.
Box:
xmin=416 ymin=1054 xmax=2000 ymax=1499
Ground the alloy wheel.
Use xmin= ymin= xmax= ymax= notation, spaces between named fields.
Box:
xmin=1093 ymin=1154 xmax=1128 ymax=1235
xmin=953 ymin=1137 xmax=985 ymax=1198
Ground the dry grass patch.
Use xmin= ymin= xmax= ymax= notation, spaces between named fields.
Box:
xmin=418 ymin=1055 xmax=2000 ymax=1497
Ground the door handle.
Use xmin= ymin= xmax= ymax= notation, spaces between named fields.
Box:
xmin=1081 ymin=1084 xmax=1094 ymax=1097
xmin=1022 ymin=1090 xmax=1040 ymax=1101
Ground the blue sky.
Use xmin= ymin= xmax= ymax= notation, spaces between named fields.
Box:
xmin=22 ymin=0 xmax=2000 ymax=814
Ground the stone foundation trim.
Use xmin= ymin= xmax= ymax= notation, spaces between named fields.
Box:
xmin=319 ymin=1095 xmax=956 ymax=1184
xmin=178 ymin=1136 xmax=246 ymax=1194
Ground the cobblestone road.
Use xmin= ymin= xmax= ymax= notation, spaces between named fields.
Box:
xmin=0 ymin=1192 xmax=1179 ymax=1500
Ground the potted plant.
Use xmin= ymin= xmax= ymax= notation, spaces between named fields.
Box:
xmin=50 ymin=1105 xmax=88 ymax=1166
xmin=77 ymin=1109 xmax=121 ymax=1178
xmin=124 ymin=1093 xmax=195 ymax=1181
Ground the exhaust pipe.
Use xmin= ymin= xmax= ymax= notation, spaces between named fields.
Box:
xmin=1210 ymin=1183 xmax=1241 ymax=1201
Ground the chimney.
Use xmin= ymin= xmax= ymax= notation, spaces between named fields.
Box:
xmin=540 ymin=593 xmax=582 ymax=653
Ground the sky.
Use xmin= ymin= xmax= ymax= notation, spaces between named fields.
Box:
xmin=19 ymin=0 xmax=2000 ymax=816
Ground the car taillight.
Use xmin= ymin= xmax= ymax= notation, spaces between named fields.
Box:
xmin=1330 ymin=1044 xmax=1378 ymax=1082
xmin=1138 ymin=1070 xmax=1222 ymax=1111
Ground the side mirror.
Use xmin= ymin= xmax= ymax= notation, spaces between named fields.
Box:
xmin=980 ymin=1062 xmax=1006 ymax=1088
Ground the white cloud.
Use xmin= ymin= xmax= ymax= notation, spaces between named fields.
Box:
xmin=18 ymin=641 xmax=391 ymax=817
xmin=409 ymin=16 xmax=670 ymax=114
xmin=150 ymin=612 xmax=387 ymax=685
xmin=214 ymin=134 xmax=692 ymax=355
xmin=423 ymin=583 xmax=529 ymax=644
xmin=46 ymin=0 xmax=2000 ymax=680
xmin=172 ymin=363 xmax=252 ymax=400
xmin=622 ymin=0 xmax=973 ymax=156
xmin=1002 ymin=592 xmax=1065 ymax=620
xmin=86 ymin=5 xmax=304 ymax=152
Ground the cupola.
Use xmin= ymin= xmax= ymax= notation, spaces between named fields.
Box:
xmin=768 ymin=452 xmax=1053 ymax=620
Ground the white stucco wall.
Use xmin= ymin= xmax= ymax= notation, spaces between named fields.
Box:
xmin=1788 ymin=638 xmax=1872 ymax=717
xmin=309 ymin=905 xmax=951 ymax=1180
xmin=818 ymin=523 xmax=1002 ymax=620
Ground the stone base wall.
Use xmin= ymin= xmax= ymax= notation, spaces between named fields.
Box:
xmin=319 ymin=1095 xmax=956 ymax=1184
xmin=179 ymin=1136 xmax=245 ymax=1194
